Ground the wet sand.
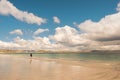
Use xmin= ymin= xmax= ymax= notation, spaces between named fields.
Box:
xmin=0 ymin=54 xmax=120 ymax=80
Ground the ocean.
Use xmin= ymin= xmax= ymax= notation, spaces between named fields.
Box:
xmin=6 ymin=52 xmax=120 ymax=62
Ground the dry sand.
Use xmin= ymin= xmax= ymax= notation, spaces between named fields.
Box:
xmin=0 ymin=54 xmax=120 ymax=80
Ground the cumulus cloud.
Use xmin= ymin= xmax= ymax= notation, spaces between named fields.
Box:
xmin=10 ymin=29 xmax=23 ymax=35
xmin=13 ymin=36 xmax=55 ymax=50
xmin=49 ymin=25 xmax=98 ymax=50
xmin=34 ymin=28 xmax=49 ymax=36
xmin=75 ymin=12 xmax=120 ymax=50
xmin=0 ymin=0 xmax=46 ymax=25
xmin=50 ymin=25 xmax=79 ymax=45
xmin=79 ymin=12 xmax=120 ymax=41
xmin=13 ymin=36 xmax=83 ymax=51
xmin=49 ymin=11 xmax=120 ymax=50
xmin=116 ymin=2 xmax=120 ymax=12
xmin=53 ymin=16 xmax=61 ymax=24
xmin=0 ymin=40 xmax=21 ymax=49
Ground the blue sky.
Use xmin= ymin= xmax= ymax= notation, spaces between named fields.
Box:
xmin=0 ymin=0 xmax=120 ymax=50
xmin=0 ymin=0 xmax=119 ymax=40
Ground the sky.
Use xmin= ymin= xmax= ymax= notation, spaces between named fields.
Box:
xmin=0 ymin=0 xmax=120 ymax=51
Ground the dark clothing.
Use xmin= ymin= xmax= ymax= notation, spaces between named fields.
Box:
xmin=30 ymin=53 xmax=32 ymax=57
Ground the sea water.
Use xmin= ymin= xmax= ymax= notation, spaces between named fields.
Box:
xmin=7 ymin=52 xmax=120 ymax=62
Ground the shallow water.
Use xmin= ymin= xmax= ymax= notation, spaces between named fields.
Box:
xmin=7 ymin=52 xmax=120 ymax=62
xmin=1 ymin=53 xmax=120 ymax=80
xmin=34 ymin=52 xmax=120 ymax=61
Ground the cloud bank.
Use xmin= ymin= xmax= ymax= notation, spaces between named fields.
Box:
xmin=1 ymin=11 xmax=120 ymax=51
xmin=0 ymin=0 xmax=46 ymax=25
xmin=79 ymin=12 xmax=120 ymax=42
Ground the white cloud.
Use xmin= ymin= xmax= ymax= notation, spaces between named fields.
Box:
xmin=53 ymin=16 xmax=60 ymax=24
xmin=13 ymin=36 xmax=82 ymax=51
xmin=34 ymin=28 xmax=49 ymax=36
xmin=50 ymin=25 xmax=79 ymax=45
xmin=79 ymin=12 xmax=120 ymax=41
xmin=49 ymin=11 xmax=120 ymax=50
xmin=10 ymin=29 xmax=23 ymax=35
xmin=116 ymin=2 xmax=120 ymax=12
xmin=49 ymin=25 xmax=96 ymax=50
xmin=76 ymin=12 xmax=120 ymax=50
xmin=0 ymin=40 xmax=21 ymax=49
xmin=0 ymin=0 xmax=46 ymax=25
xmin=13 ymin=36 xmax=53 ymax=50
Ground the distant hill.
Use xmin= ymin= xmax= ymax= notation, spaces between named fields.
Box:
xmin=0 ymin=49 xmax=120 ymax=54
xmin=91 ymin=50 xmax=120 ymax=53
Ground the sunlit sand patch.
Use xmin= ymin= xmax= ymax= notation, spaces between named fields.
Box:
xmin=86 ymin=63 xmax=120 ymax=80
xmin=1 ymin=55 xmax=120 ymax=80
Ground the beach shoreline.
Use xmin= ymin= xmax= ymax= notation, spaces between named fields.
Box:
xmin=0 ymin=54 xmax=120 ymax=80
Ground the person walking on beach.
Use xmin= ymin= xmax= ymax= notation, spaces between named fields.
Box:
xmin=30 ymin=53 xmax=32 ymax=57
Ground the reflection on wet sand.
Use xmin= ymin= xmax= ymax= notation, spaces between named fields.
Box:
xmin=29 ymin=58 xmax=32 ymax=64
xmin=0 ymin=55 xmax=120 ymax=80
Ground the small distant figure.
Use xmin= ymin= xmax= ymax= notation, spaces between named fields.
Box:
xmin=30 ymin=53 xmax=32 ymax=57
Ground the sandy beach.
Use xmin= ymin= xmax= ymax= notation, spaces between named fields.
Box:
xmin=0 ymin=54 xmax=120 ymax=80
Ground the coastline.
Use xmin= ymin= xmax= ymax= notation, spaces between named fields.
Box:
xmin=0 ymin=54 xmax=120 ymax=80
